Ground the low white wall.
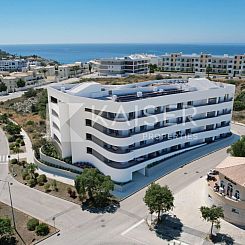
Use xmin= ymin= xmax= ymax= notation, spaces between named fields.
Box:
xmin=40 ymin=148 xmax=83 ymax=173
xmin=34 ymin=155 xmax=79 ymax=179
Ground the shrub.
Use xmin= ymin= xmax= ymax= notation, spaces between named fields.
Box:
xmin=37 ymin=174 xmax=47 ymax=185
xmin=233 ymin=100 xmax=245 ymax=111
xmin=8 ymin=135 xmax=16 ymax=143
xmin=35 ymin=223 xmax=49 ymax=236
xmin=28 ymin=178 xmax=37 ymax=187
xmin=34 ymin=172 xmax=39 ymax=179
xmin=27 ymin=218 xmax=39 ymax=231
xmin=16 ymin=138 xmax=21 ymax=144
xmin=25 ymin=175 xmax=31 ymax=181
xmin=20 ymin=140 xmax=25 ymax=146
xmin=26 ymin=120 xmax=35 ymax=126
xmin=44 ymin=183 xmax=50 ymax=192
xmin=10 ymin=158 xmax=18 ymax=164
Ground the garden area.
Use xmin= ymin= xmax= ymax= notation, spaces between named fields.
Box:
xmin=0 ymin=88 xmax=48 ymax=156
xmin=9 ymin=159 xmax=81 ymax=205
xmin=0 ymin=114 xmax=25 ymax=155
xmin=0 ymin=202 xmax=56 ymax=245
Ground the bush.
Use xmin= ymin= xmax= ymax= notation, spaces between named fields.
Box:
xmin=10 ymin=158 xmax=18 ymax=164
xmin=25 ymin=175 xmax=31 ymax=181
xmin=35 ymin=223 xmax=49 ymax=236
xmin=34 ymin=172 xmax=39 ymax=179
xmin=8 ymin=135 xmax=16 ymax=143
xmin=20 ymin=140 xmax=25 ymax=146
xmin=37 ymin=174 xmax=47 ymax=185
xmin=44 ymin=183 xmax=50 ymax=192
xmin=28 ymin=178 xmax=37 ymax=187
xmin=26 ymin=120 xmax=35 ymax=126
xmin=27 ymin=218 xmax=39 ymax=231
xmin=233 ymin=100 xmax=245 ymax=111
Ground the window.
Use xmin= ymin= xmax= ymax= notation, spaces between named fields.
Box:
xmin=227 ymin=183 xmax=233 ymax=197
xmin=232 ymin=208 xmax=239 ymax=214
xmin=86 ymin=133 xmax=92 ymax=140
xmin=234 ymin=190 xmax=240 ymax=200
xmin=85 ymin=119 xmax=92 ymax=126
xmin=50 ymin=96 xmax=58 ymax=104
xmin=220 ymin=180 xmax=225 ymax=189
xmin=87 ymin=147 xmax=92 ymax=154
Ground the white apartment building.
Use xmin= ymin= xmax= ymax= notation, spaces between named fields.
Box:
xmin=98 ymin=54 xmax=149 ymax=76
xmin=0 ymin=71 xmax=44 ymax=92
xmin=0 ymin=59 xmax=28 ymax=72
xmin=161 ymin=53 xmax=245 ymax=76
xmin=48 ymin=78 xmax=234 ymax=183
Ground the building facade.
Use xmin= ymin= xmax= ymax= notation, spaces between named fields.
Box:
xmin=0 ymin=59 xmax=28 ymax=72
xmin=48 ymin=78 xmax=234 ymax=183
xmin=98 ymin=54 xmax=149 ymax=76
xmin=160 ymin=53 xmax=245 ymax=76
xmin=206 ymin=156 xmax=245 ymax=227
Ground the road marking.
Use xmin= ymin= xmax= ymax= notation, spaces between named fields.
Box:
xmin=121 ymin=219 xmax=145 ymax=236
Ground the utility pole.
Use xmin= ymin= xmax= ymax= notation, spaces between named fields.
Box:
xmin=0 ymin=179 xmax=16 ymax=230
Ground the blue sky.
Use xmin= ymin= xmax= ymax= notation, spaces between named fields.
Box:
xmin=0 ymin=0 xmax=245 ymax=44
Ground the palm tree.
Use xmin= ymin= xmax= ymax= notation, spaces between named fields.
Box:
xmin=12 ymin=144 xmax=20 ymax=163
xmin=206 ymin=65 xmax=212 ymax=78
xmin=26 ymin=163 xmax=38 ymax=179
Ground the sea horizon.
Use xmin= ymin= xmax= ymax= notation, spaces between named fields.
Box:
xmin=1 ymin=43 xmax=245 ymax=64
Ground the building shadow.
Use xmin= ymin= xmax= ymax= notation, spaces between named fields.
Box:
xmin=155 ymin=214 xmax=183 ymax=241
xmin=81 ymin=199 xmax=120 ymax=214
xmin=212 ymin=233 xmax=235 ymax=245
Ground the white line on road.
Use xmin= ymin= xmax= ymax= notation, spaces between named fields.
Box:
xmin=121 ymin=219 xmax=145 ymax=236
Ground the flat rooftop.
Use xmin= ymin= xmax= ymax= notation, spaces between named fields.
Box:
xmin=51 ymin=78 xmax=232 ymax=102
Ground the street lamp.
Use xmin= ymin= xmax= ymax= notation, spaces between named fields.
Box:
xmin=0 ymin=179 xmax=16 ymax=230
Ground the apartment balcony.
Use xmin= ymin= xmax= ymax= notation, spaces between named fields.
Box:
xmin=89 ymin=128 xmax=231 ymax=169
xmin=88 ymin=110 xmax=231 ymax=140
xmin=86 ymin=98 xmax=232 ymax=123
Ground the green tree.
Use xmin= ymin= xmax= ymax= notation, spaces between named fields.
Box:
xmin=75 ymin=168 xmax=114 ymax=204
xmin=206 ymin=65 xmax=212 ymax=78
xmin=144 ymin=183 xmax=174 ymax=223
xmin=0 ymin=113 xmax=9 ymax=124
xmin=4 ymin=122 xmax=21 ymax=135
xmin=200 ymin=205 xmax=224 ymax=238
xmin=12 ymin=144 xmax=20 ymax=162
xmin=228 ymin=136 xmax=245 ymax=157
xmin=16 ymin=79 xmax=26 ymax=88
xmin=0 ymin=82 xmax=7 ymax=92
xmin=24 ymin=88 xmax=37 ymax=98
xmin=26 ymin=163 xmax=38 ymax=179
xmin=89 ymin=63 xmax=92 ymax=73
xmin=0 ymin=217 xmax=13 ymax=238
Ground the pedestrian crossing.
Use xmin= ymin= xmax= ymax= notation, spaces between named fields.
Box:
xmin=0 ymin=154 xmax=8 ymax=163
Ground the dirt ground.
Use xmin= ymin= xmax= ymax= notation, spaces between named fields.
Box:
xmin=0 ymin=201 xmax=57 ymax=245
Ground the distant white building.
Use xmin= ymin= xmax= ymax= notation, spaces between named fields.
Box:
xmin=160 ymin=53 xmax=245 ymax=76
xmin=0 ymin=59 xmax=28 ymax=72
xmin=48 ymin=78 xmax=234 ymax=183
xmin=98 ymin=54 xmax=150 ymax=76
xmin=0 ymin=71 xmax=44 ymax=92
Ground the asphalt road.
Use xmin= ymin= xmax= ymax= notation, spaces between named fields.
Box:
xmin=0 ymin=124 xmax=244 ymax=244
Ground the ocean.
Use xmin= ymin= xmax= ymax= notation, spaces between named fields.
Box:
xmin=0 ymin=43 xmax=245 ymax=64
